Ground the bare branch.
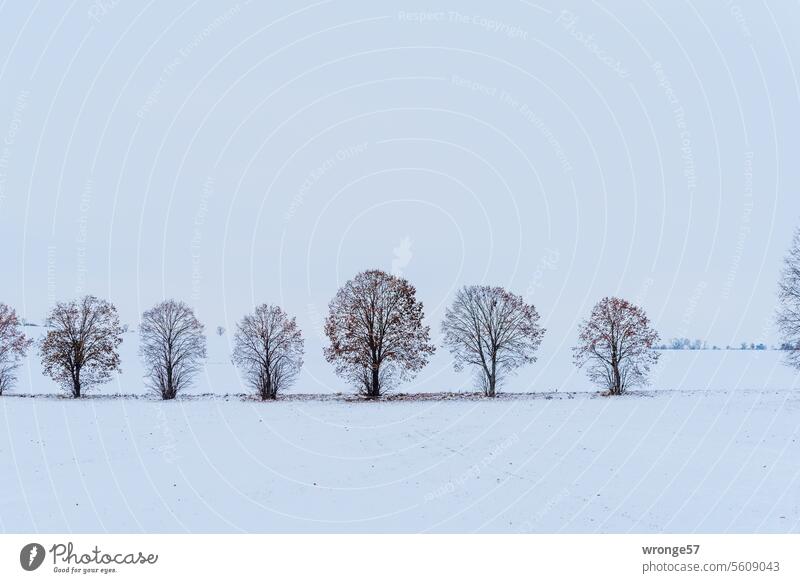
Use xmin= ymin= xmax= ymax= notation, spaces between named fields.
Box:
xmin=39 ymin=296 xmax=123 ymax=397
xmin=324 ymin=269 xmax=434 ymax=398
xmin=139 ymin=300 xmax=207 ymax=400
xmin=441 ymin=286 xmax=545 ymax=397
xmin=572 ymin=297 xmax=659 ymax=395
xmin=232 ymin=304 xmax=304 ymax=400
xmin=0 ymin=303 xmax=33 ymax=395
xmin=777 ymin=227 xmax=800 ymax=368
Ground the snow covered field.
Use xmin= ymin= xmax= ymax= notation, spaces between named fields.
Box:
xmin=1 ymin=388 xmax=797 ymax=533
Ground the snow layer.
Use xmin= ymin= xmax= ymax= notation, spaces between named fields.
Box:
xmin=1 ymin=389 xmax=797 ymax=533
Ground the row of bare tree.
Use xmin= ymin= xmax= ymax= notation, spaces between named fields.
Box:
xmin=325 ymin=270 xmax=660 ymax=398
xmin=0 ymin=296 xmax=304 ymax=400
xmin=1 ymin=227 xmax=799 ymax=400
xmin=139 ymin=300 xmax=305 ymax=400
xmin=0 ymin=272 xmax=657 ymax=400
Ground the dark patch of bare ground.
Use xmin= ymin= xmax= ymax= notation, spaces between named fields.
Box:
xmin=2 ymin=390 xmax=654 ymax=402
xmin=10 ymin=388 xmax=795 ymax=402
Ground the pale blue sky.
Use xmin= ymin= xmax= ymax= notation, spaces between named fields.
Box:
xmin=1 ymin=1 xmax=799 ymax=392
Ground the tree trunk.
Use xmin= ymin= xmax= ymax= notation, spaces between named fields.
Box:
xmin=487 ymin=376 xmax=496 ymax=398
xmin=73 ymin=378 xmax=81 ymax=398
xmin=259 ymin=375 xmax=272 ymax=400
xmin=370 ymin=363 xmax=380 ymax=398
xmin=166 ymin=366 xmax=174 ymax=399
xmin=611 ymin=362 xmax=621 ymax=395
xmin=488 ymin=357 xmax=497 ymax=398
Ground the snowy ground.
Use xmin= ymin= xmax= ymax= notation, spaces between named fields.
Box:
xmin=1 ymin=389 xmax=797 ymax=533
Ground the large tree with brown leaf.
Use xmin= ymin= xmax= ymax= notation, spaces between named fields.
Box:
xmin=0 ymin=303 xmax=32 ymax=395
xmin=324 ymin=269 xmax=434 ymax=398
xmin=777 ymin=226 xmax=800 ymax=368
xmin=40 ymin=295 xmax=123 ymax=397
xmin=442 ymin=285 xmax=545 ymax=397
xmin=573 ymin=296 xmax=659 ymax=395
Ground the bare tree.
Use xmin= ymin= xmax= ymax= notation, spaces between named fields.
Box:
xmin=232 ymin=304 xmax=304 ymax=400
xmin=139 ymin=300 xmax=207 ymax=400
xmin=441 ymin=285 xmax=545 ymax=397
xmin=324 ymin=269 xmax=434 ymax=398
xmin=573 ymin=297 xmax=659 ymax=395
xmin=777 ymin=227 xmax=800 ymax=368
xmin=0 ymin=303 xmax=32 ymax=395
xmin=40 ymin=296 xmax=123 ymax=397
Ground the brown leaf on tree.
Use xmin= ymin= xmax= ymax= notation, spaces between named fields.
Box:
xmin=573 ymin=297 xmax=659 ymax=395
xmin=39 ymin=295 xmax=123 ymax=398
xmin=0 ymin=303 xmax=33 ymax=395
xmin=324 ymin=269 xmax=434 ymax=398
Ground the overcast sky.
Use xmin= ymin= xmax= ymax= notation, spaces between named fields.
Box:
xmin=1 ymin=1 xmax=799 ymax=392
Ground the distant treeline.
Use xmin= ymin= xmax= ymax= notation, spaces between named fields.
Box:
xmin=656 ymin=338 xmax=785 ymax=351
